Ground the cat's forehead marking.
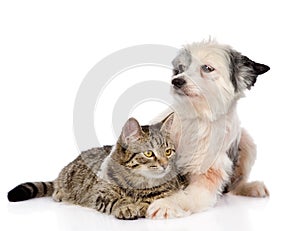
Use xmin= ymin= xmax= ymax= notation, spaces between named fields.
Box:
xmin=149 ymin=135 xmax=165 ymax=149
xmin=140 ymin=125 xmax=164 ymax=147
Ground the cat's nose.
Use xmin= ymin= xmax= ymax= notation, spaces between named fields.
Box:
xmin=172 ymin=78 xmax=186 ymax=89
xmin=159 ymin=158 xmax=168 ymax=170
xmin=161 ymin=164 xmax=168 ymax=170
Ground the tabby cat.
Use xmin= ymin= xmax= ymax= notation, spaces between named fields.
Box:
xmin=8 ymin=114 xmax=187 ymax=219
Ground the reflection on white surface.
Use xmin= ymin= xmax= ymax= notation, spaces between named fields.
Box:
xmin=4 ymin=194 xmax=281 ymax=231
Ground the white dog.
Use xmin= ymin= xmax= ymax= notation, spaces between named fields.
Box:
xmin=146 ymin=40 xmax=270 ymax=219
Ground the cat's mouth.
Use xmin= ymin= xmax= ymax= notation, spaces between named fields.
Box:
xmin=139 ymin=167 xmax=170 ymax=179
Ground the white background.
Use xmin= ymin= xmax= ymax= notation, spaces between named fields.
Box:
xmin=1 ymin=0 xmax=300 ymax=230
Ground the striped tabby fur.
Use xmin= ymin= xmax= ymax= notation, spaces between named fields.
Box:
xmin=8 ymin=114 xmax=187 ymax=219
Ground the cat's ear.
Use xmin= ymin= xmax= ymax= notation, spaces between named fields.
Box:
xmin=121 ymin=118 xmax=143 ymax=145
xmin=160 ymin=113 xmax=174 ymax=134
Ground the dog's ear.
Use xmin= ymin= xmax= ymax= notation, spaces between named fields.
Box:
xmin=229 ymin=51 xmax=270 ymax=92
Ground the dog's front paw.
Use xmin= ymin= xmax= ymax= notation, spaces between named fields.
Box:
xmin=146 ymin=198 xmax=191 ymax=219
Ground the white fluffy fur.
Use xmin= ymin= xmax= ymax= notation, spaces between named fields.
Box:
xmin=146 ymin=40 xmax=268 ymax=219
xmin=165 ymin=40 xmax=242 ymax=175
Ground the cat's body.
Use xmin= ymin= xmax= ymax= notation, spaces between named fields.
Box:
xmin=54 ymin=145 xmax=186 ymax=219
xmin=8 ymin=115 xmax=187 ymax=219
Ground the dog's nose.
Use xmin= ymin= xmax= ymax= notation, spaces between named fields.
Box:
xmin=172 ymin=78 xmax=186 ymax=89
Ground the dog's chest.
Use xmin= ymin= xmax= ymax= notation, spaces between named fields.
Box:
xmin=173 ymin=115 xmax=239 ymax=174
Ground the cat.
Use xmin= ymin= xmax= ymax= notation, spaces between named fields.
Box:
xmin=7 ymin=113 xmax=188 ymax=219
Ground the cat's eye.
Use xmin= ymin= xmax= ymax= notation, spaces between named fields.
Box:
xmin=144 ymin=150 xmax=154 ymax=158
xmin=165 ymin=148 xmax=173 ymax=157
xmin=201 ymin=64 xmax=215 ymax=73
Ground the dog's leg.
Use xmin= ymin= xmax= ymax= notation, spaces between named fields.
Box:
xmin=230 ymin=129 xmax=269 ymax=197
xmin=146 ymin=176 xmax=217 ymax=219
xmin=146 ymin=155 xmax=230 ymax=219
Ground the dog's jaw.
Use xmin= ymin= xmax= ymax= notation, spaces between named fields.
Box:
xmin=171 ymin=86 xmax=186 ymax=96
xmin=172 ymin=85 xmax=200 ymax=98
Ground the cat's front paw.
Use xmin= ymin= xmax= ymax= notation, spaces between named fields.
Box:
xmin=114 ymin=203 xmax=148 ymax=220
xmin=114 ymin=204 xmax=139 ymax=220
xmin=146 ymin=198 xmax=191 ymax=219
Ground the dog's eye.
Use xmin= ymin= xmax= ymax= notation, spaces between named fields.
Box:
xmin=173 ymin=69 xmax=180 ymax=75
xmin=201 ymin=65 xmax=215 ymax=73
xmin=178 ymin=64 xmax=185 ymax=72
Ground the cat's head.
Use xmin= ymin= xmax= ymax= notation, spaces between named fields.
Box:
xmin=114 ymin=113 xmax=176 ymax=179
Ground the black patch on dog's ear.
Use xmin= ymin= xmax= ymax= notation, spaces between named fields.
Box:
xmin=241 ymin=55 xmax=270 ymax=75
xmin=229 ymin=51 xmax=270 ymax=92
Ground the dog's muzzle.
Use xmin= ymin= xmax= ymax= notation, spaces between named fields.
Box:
xmin=172 ymin=78 xmax=186 ymax=89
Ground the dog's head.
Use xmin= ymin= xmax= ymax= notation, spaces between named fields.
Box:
xmin=171 ymin=40 xmax=270 ymax=118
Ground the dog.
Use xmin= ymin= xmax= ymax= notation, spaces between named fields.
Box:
xmin=146 ymin=40 xmax=270 ymax=219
